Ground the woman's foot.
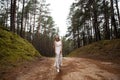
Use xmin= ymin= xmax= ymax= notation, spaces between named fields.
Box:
xmin=57 ymin=68 xmax=60 ymax=72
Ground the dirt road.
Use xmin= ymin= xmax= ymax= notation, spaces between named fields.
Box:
xmin=2 ymin=57 xmax=120 ymax=80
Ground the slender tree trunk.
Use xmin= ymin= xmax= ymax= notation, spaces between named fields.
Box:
xmin=103 ymin=0 xmax=110 ymax=40
xmin=87 ymin=24 xmax=90 ymax=44
xmin=29 ymin=14 xmax=32 ymax=42
xmin=92 ymin=0 xmax=101 ymax=41
xmin=43 ymin=22 xmax=47 ymax=54
xmin=10 ymin=0 xmax=13 ymax=31
xmin=17 ymin=0 xmax=20 ymax=35
xmin=77 ymin=26 xmax=80 ymax=48
xmin=73 ymin=27 xmax=76 ymax=49
xmin=90 ymin=13 xmax=93 ymax=43
xmin=29 ymin=25 xmax=32 ymax=42
xmin=24 ymin=18 xmax=27 ymax=39
xmin=5 ymin=1 xmax=9 ymax=28
xmin=82 ymin=31 xmax=85 ymax=46
xmin=20 ymin=0 xmax=25 ymax=37
xmin=37 ymin=21 xmax=41 ymax=37
xmin=83 ymin=23 xmax=87 ymax=46
xmin=115 ymin=0 xmax=120 ymax=27
xmin=110 ymin=0 xmax=118 ymax=38
xmin=10 ymin=0 xmax=16 ymax=33
xmin=33 ymin=0 xmax=37 ymax=34
xmin=37 ymin=12 xmax=42 ymax=37
xmin=37 ymin=3 xmax=43 ymax=38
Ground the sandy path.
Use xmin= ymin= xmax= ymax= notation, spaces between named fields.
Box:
xmin=3 ymin=57 xmax=120 ymax=80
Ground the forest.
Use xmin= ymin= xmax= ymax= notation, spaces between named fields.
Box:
xmin=0 ymin=0 xmax=58 ymax=57
xmin=0 ymin=0 xmax=120 ymax=56
xmin=0 ymin=0 xmax=120 ymax=80
xmin=66 ymin=0 xmax=120 ymax=48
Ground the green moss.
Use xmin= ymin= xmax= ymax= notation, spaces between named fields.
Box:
xmin=68 ymin=39 xmax=120 ymax=57
xmin=0 ymin=26 xmax=41 ymax=68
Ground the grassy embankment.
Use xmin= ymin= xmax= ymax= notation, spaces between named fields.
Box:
xmin=0 ymin=26 xmax=41 ymax=69
xmin=68 ymin=39 xmax=120 ymax=62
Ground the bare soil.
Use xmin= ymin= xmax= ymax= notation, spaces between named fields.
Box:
xmin=1 ymin=57 xmax=120 ymax=80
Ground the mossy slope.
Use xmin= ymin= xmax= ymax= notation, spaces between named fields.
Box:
xmin=68 ymin=39 xmax=120 ymax=59
xmin=0 ymin=26 xmax=41 ymax=67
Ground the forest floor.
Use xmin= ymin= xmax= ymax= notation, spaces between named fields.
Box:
xmin=1 ymin=57 xmax=120 ymax=80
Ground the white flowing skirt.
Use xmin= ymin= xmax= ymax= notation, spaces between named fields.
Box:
xmin=54 ymin=47 xmax=62 ymax=69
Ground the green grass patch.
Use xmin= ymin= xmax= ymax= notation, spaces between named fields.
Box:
xmin=0 ymin=26 xmax=41 ymax=69
xmin=68 ymin=39 xmax=120 ymax=58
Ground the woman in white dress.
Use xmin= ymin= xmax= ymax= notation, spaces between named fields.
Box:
xmin=54 ymin=35 xmax=62 ymax=72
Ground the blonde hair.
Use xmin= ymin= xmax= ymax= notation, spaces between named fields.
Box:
xmin=54 ymin=35 xmax=60 ymax=41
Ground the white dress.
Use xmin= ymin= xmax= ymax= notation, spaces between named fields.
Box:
xmin=54 ymin=40 xmax=62 ymax=69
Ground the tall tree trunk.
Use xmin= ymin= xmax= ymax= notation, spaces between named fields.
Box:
xmin=73 ymin=27 xmax=76 ymax=49
xmin=37 ymin=20 xmax=41 ymax=37
xmin=5 ymin=1 xmax=9 ymax=28
xmin=10 ymin=0 xmax=13 ymax=31
xmin=10 ymin=0 xmax=16 ymax=33
xmin=24 ymin=18 xmax=27 ymax=39
xmin=103 ymin=0 xmax=110 ymax=40
xmin=29 ymin=25 xmax=32 ymax=42
xmin=115 ymin=0 xmax=120 ymax=27
xmin=17 ymin=0 xmax=20 ymax=35
xmin=77 ymin=26 xmax=80 ymax=48
xmin=43 ymin=22 xmax=47 ymax=54
xmin=37 ymin=3 xmax=43 ymax=38
xmin=20 ymin=0 xmax=25 ymax=37
xmin=92 ymin=0 xmax=101 ymax=41
xmin=33 ymin=0 xmax=37 ymax=34
xmin=37 ymin=12 xmax=42 ymax=37
xmin=87 ymin=24 xmax=91 ymax=44
xmin=110 ymin=0 xmax=118 ymax=38
xmin=90 ymin=13 xmax=93 ymax=43
xmin=82 ymin=23 xmax=85 ymax=46
xmin=29 ymin=14 xmax=33 ymax=42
